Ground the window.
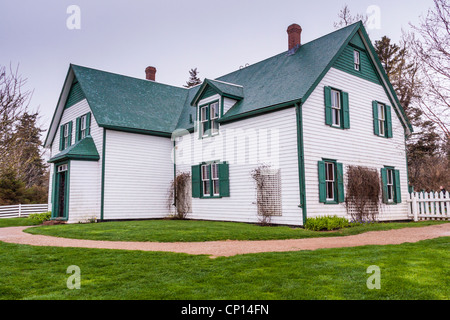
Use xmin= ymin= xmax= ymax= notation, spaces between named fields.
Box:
xmin=191 ymin=162 xmax=230 ymax=198
xmin=386 ymin=168 xmax=394 ymax=202
xmin=57 ymin=164 xmax=68 ymax=173
xmin=372 ymin=101 xmax=392 ymax=138
xmin=75 ymin=112 xmax=91 ymax=142
xmin=201 ymin=164 xmax=211 ymax=196
xmin=354 ymin=50 xmax=360 ymax=71
xmin=378 ymin=103 xmax=386 ymax=136
xmin=199 ymin=101 xmax=220 ymax=138
xmin=59 ymin=121 xmax=72 ymax=151
xmin=324 ymin=87 xmax=350 ymax=129
xmin=331 ymin=90 xmax=341 ymax=127
xmin=325 ymin=162 xmax=335 ymax=201
xmin=318 ymin=160 xmax=344 ymax=204
xmin=381 ymin=167 xmax=401 ymax=204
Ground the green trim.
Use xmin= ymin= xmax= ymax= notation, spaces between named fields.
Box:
xmin=100 ymin=129 xmax=106 ymax=221
xmin=101 ymin=125 xmax=172 ymax=138
xmin=51 ymin=161 xmax=70 ymax=221
xmin=218 ymin=99 xmax=301 ymax=124
xmin=295 ymin=103 xmax=307 ymax=224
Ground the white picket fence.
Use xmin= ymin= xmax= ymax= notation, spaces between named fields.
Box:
xmin=407 ymin=191 xmax=449 ymax=221
xmin=0 ymin=204 xmax=48 ymax=219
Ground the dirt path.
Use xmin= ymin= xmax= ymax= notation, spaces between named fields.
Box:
xmin=0 ymin=224 xmax=449 ymax=257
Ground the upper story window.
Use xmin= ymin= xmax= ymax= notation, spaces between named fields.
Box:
xmin=200 ymin=101 xmax=220 ymax=138
xmin=324 ymin=86 xmax=350 ymax=130
xmin=59 ymin=121 xmax=72 ymax=151
xmin=76 ymin=112 xmax=91 ymax=142
xmin=331 ymin=89 xmax=341 ymax=127
xmin=372 ymin=101 xmax=392 ymax=138
xmin=354 ymin=50 xmax=360 ymax=71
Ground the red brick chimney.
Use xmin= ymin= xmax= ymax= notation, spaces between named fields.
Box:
xmin=145 ymin=66 xmax=156 ymax=81
xmin=287 ymin=24 xmax=302 ymax=51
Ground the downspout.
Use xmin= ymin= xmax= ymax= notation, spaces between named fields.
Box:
xmin=295 ymin=102 xmax=307 ymax=225
xmin=173 ymin=140 xmax=177 ymax=210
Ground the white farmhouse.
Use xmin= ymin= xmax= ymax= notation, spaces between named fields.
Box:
xmin=44 ymin=22 xmax=413 ymax=225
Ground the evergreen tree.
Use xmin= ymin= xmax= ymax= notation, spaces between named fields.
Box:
xmin=184 ymin=68 xmax=202 ymax=88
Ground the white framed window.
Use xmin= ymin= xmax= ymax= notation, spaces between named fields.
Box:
xmin=331 ymin=89 xmax=341 ymax=127
xmin=354 ymin=50 xmax=360 ymax=71
xmin=200 ymin=106 xmax=209 ymax=137
xmin=386 ymin=168 xmax=394 ymax=202
xmin=57 ymin=164 xmax=68 ymax=173
xmin=80 ymin=114 xmax=87 ymax=139
xmin=210 ymin=102 xmax=219 ymax=136
xmin=211 ymin=163 xmax=220 ymax=196
xmin=325 ymin=162 xmax=335 ymax=201
xmin=378 ymin=103 xmax=386 ymax=137
xmin=201 ymin=164 xmax=210 ymax=196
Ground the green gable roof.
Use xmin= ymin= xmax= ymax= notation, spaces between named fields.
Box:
xmin=72 ymin=65 xmax=190 ymax=135
xmin=48 ymin=136 xmax=100 ymax=163
xmin=191 ymin=79 xmax=244 ymax=106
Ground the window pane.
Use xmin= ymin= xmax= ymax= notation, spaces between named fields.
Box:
xmin=201 ymin=107 xmax=207 ymax=121
xmin=211 ymin=103 xmax=219 ymax=119
xmin=211 ymin=120 xmax=219 ymax=134
xmin=213 ymin=180 xmax=220 ymax=196
xmin=203 ymin=181 xmax=210 ymax=196
xmin=212 ymin=163 xmax=218 ymax=179
xmin=201 ymin=165 xmax=210 ymax=181
xmin=326 ymin=181 xmax=334 ymax=200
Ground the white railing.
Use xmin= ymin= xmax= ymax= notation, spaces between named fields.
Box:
xmin=0 ymin=204 xmax=48 ymax=219
xmin=407 ymin=191 xmax=449 ymax=221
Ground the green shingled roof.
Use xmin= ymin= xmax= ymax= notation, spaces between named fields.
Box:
xmin=72 ymin=65 xmax=189 ymax=135
xmin=46 ymin=21 xmax=412 ymax=144
xmin=48 ymin=136 xmax=100 ymax=163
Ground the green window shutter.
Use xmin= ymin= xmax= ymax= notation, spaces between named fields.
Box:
xmin=67 ymin=121 xmax=73 ymax=146
xmin=394 ymin=169 xmax=402 ymax=203
xmin=372 ymin=101 xmax=379 ymax=136
xmin=342 ymin=91 xmax=350 ymax=129
xmin=336 ymin=162 xmax=345 ymax=203
xmin=324 ymin=86 xmax=332 ymax=126
xmin=385 ymin=105 xmax=393 ymax=138
xmin=380 ymin=168 xmax=388 ymax=204
xmin=86 ymin=112 xmax=91 ymax=136
xmin=191 ymin=165 xmax=202 ymax=198
xmin=75 ymin=117 xmax=81 ymax=142
xmin=318 ymin=161 xmax=326 ymax=203
xmin=218 ymin=162 xmax=230 ymax=197
xmin=59 ymin=125 xmax=64 ymax=151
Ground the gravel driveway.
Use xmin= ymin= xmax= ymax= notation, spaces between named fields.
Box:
xmin=0 ymin=223 xmax=449 ymax=257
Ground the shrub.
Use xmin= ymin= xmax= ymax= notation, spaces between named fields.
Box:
xmin=28 ymin=211 xmax=51 ymax=224
xmin=305 ymin=215 xmax=350 ymax=231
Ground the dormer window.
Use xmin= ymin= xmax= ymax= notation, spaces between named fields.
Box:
xmin=200 ymin=101 xmax=220 ymax=138
xmin=354 ymin=50 xmax=360 ymax=71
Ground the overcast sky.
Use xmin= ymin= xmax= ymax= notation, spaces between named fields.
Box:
xmin=0 ymin=0 xmax=434 ymax=135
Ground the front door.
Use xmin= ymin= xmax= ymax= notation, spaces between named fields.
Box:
xmin=53 ymin=163 xmax=69 ymax=220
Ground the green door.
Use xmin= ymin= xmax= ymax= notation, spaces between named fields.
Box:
xmin=53 ymin=163 xmax=69 ymax=220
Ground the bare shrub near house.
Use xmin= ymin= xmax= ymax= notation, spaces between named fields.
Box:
xmin=251 ymin=165 xmax=282 ymax=225
xmin=167 ymin=172 xmax=191 ymax=219
xmin=345 ymin=165 xmax=381 ymax=222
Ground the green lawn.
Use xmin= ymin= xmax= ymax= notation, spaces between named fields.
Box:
xmin=25 ymin=219 xmax=448 ymax=242
xmin=0 ymin=237 xmax=448 ymax=300
xmin=0 ymin=217 xmax=41 ymax=228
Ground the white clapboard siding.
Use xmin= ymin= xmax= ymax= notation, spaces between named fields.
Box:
xmin=223 ymin=97 xmax=237 ymax=115
xmin=408 ymin=191 xmax=450 ymax=221
xmin=302 ymin=67 xmax=409 ymax=221
xmin=47 ymin=99 xmax=103 ymax=222
xmin=103 ymin=129 xmax=174 ymax=220
xmin=176 ymin=107 xmax=303 ymax=226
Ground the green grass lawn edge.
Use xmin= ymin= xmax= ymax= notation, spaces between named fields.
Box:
xmin=21 ymin=219 xmax=449 ymax=243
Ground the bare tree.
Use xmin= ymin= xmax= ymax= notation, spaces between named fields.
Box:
xmin=408 ymin=0 xmax=450 ymax=139
xmin=334 ymin=4 xmax=368 ymax=29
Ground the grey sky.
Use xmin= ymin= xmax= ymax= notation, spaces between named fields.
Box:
xmin=0 ymin=0 xmax=434 ymax=133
